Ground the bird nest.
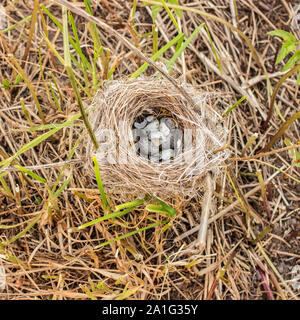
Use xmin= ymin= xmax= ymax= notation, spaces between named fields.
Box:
xmin=84 ymin=78 xmax=229 ymax=199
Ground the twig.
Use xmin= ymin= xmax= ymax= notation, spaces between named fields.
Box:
xmin=241 ymin=70 xmax=289 ymax=89
xmin=256 ymin=266 xmax=275 ymax=300
xmin=197 ymin=172 xmax=214 ymax=247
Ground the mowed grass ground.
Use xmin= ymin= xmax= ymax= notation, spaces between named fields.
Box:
xmin=0 ymin=0 xmax=299 ymax=300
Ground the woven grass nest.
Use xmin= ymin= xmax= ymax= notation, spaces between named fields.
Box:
xmin=85 ymin=78 xmax=229 ymax=199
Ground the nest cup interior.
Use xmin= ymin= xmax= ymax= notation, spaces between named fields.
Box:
xmin=85 ymin=79 xmax=229 ymax=198
xmin=115 ymin=90 xmax=199 ymax=168
xmin=131 ymin=106 xmax=184 ymax=163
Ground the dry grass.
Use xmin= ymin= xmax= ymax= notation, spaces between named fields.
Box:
xmin=0 ymin=0 xmax=299 ymax=300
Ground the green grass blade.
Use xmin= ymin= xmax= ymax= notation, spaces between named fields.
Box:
xmin=107 ymin=58 xmax=118 ymax=80
xmin=0 ymin=4 xmax=53 ymax=34
xmin=116 ymin=286 xmax=141 ymax=300
xmin=222 ymin=96 xmax=247 ymax=117
xmin=151 ymin=5 xmax=162 ymax=23
xmin=49 ymin=82 xmax=61 ymax=112
xmin=84 ymin=0 xmax=102 ymax=50
xmin=0 ymin=112 xmax=82 ymax=168
xmin=130 ymin=32 xmax=184 ymax=78
xmin=20 ymin=99 xmax=33 ymax=127
xmin=131 ymin=0 xmax=139 ymax=35
xmin=53 ymin=174 xmax=72 ymax=198
xmin=8 ymin=213 xmax=42 ymax=244
xmin=281 ymin=51 xmax=300 ymax=72
xmin=0 ymin=177 xmax=15 ymax=199
xmin=152 ymin=25 xmax=158 ymax=54
xmin=168 ymin=0 xmax=182 ymax=18
xmin=296 ymin=70 xmax=300 ymax=86
xmin=38 ymin=44 xmax=54 ymax=114
xmin=84 ymin=0 xmax=106 ymax=81
xmin=160 ymin=0 xmax=180 ymax=32
xmin=0 ymin=172 xmax=8 ymax=178
xmin=0 ymin=130 xmax=60 ymax=168
xmin=62 ymin=5 xmax=99 ymax=150
xmin=9 ymin=54 xmax=46 ymax=124
xmin=0 ymin=220 xmax=29 ymax=230
xmin=73 ymin=206 xmax=138 ymax=232
xmin=68 ymin=11 xmax=93 ymax=73
xmin=92 ymin=156 xmax=110 ymax=212
xmin=94 ymin=219 xmax=170 ymax=249
xmin=49 ymin=71 xmax=63 ymax=110
xmin=29 ymin=123 xmax=83 ymax=132
xmin=267 ymin=30 xmax=296 ymax=42
xmin=276 ymin=41 xmax=296 ymax=65
xmin=167 ymin=23 xmax=205 ymax=70
xmin=174 ymin=32 xmax=184 ymax=52
xmin=42 ymin=33 xmax=65 ymax=65
xmin=204 ymin=24 xmax=222 ymax=74
xmin=51 ymin=137 xmax=82 ymax=193
xmin=41 ymin=5 xmax=92 ymax=72
xmin=114 ymin=196 xmax=150 ymax=211
xmin=284 ymin=138 xmax=300 ymax=168
xmin=41 ymin=5 xmax=92 ymax=73
xmin=14 ymin=165 xmax=47 ymax=184
xmin=146 ymin=201 xmax=176 ymax=217
xmin=153 ymin=197 xmax=177 ymax=215
xmin=146 ymin=204 xmax=171 ymax=215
